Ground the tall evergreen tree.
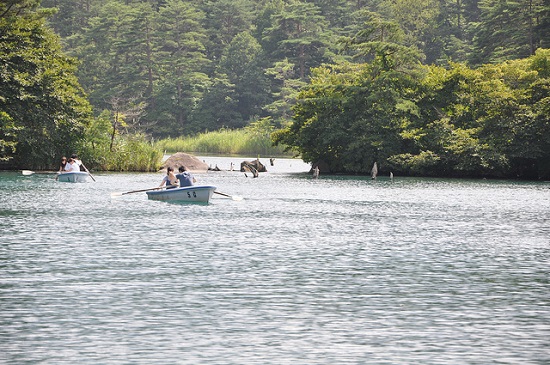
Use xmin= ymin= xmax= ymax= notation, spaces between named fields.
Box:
xmin=201 ymin=0 xmax=254 ymax=64
xmin=40 ymin=0 xmax=93 ymax=39
xmin=471 ymin=0 xmax=545 ymax=65
xmin=219 ymin=31 xmax=271 ymax=123
xmin=263 ymin=0 xmax=334 ymax=80
xmin=151 ymin=0 xmax=210 ymax=136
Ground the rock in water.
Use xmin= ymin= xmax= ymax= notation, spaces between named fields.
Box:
xmin=163 ymin=152 xmax=209 ymax=172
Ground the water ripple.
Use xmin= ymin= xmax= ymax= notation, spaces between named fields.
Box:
xmin=1 ymin=162 xmax=549 ymax=364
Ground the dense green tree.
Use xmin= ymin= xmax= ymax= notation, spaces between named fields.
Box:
xmin=219 ymin=31 xmax=271 ymax=123
xmin=396 ymin=52 xmax=550 ymax=178
xmin=312 ymin=0 xmax=354 ymax=29
xmin=201 ymin=0 xmax=254 ymax=63
xmin=112 ymin=2 xmax=156 ymax=100
xmin=189 ymin=74 xmax=241 ymax=133
xmin=383 ymin=0 xmax=440 ymax=56
xmin=0 ymin=0 xmax=93 ymax=169
xmin=34 ymin=0 xmax=549 ymax=141
xmin=263 ymin=0 xmax=334 ymax=80
xmin=275 ymin=49 xmax=550 ymax=179
xmin=536 ymin=0 xmax=550 ymax=49
xmin=70 ymin=1 xmax=137 ymax=110
xmin=264 ymin=58 xmax=307 ymax=124
xmin=254 ymin=0 xmax=284 ymax=52
xmin=274 ymin=61 xmax=421 ymax=173
xmin=150 ymin=0 xmax=209 ymax=136
xmin=41 ymin=0 xmax=94 ymax=39
xmin=471 ymin=0 xmax=546 ymax=65
xmin=0 ymin=111 xmax=19 ymax=162
xmin=339 ymin=10 xmax=423 ymax=72
xmin=18 ymin=0 xmax=547 ymax=179
xmin=428 ymin=0 xmax=477 ymax=64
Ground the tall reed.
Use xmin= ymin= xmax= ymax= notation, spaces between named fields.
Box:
xmin=82 ymin=134 xmax=163 ymax=172
xmin=157 ymin=128 xmax=290 ymax=156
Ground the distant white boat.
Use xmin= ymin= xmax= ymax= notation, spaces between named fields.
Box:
xmin=146 ymin=185 xmax=216 ymax=203
xmin=57 ymin=171 xmax=88 ymax=183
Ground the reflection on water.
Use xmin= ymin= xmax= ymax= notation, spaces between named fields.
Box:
xmin=1 ymin=158 xmax=549 ymax=364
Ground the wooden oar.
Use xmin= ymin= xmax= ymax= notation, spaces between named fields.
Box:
xmin=111 ymin=186 xmax=165 ymax=197
xmin=214 ymin=191 xmax=243 ymax=201
xmin=80 ymin=163 xmax=96 ymax=182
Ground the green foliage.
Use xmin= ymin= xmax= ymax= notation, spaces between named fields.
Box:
xmin=3 ymin=0 xmax=548 ymax=176
xmin=405 ymin=55 xmax=550 ymax=178
xmin=276 ymin=50 xmax=550 ymax=179
xmin=387 ymin=150 xmax=441 ymax=176
xmin=102 ymin=134 xmax=163 ymax=172
xmin=32 ymin=0 xmax=548 ymax=142
xmin=471 ymin=0 xmax=546 ymax=65
xmin=263 ymin=0 xmax=333 ymax=79
xmin=275 ymin=46 xmax=423 ymax=173
xmin=0 ymin=111 xmax=19 ymax=161
xmin=0 ymin=1 xmax=93 ymax=169
xmin=79 ymin=111 xmax=163 ymax=172
xmin=264 ymin=58 xmax=308 ymax=124
xmin=219 ymin=31 xmax=271 ymax=123
xmin=157 ymin=124 xmax=289 ymax=157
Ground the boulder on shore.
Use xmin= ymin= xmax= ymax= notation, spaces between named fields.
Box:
xmin=163 ymin=152 xmax=209 ymax=172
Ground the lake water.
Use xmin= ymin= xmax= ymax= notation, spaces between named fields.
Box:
xmin=1 ymin=156 xmax=549 ymax=364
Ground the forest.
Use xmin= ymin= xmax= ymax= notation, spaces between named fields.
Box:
xmin=1 ymin=0 xmax=549 ymax=178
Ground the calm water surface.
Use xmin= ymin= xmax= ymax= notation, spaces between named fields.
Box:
xmin=1 ymin=157 xmax=549 ymax=364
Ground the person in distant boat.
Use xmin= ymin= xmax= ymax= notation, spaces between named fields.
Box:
xmin=159 ymin=166 xmax=179 ymax=189
xmin=55 ymin=156 xmax=69 ymax=181
xmin=176 ymin=166 xmax=196 ymax=187
xmin=71 ymin=153 xmax=85 ymax=171
xmin=63 ymin=158 xmax=81 ymax=172
xmin=58 ymin=156 xmax=67 ymax=172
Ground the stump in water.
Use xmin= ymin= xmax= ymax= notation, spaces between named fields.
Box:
xmin=240 ymin=159 xmax=266 ymax=174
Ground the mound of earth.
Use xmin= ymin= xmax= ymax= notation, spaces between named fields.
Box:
xmin=163 ymin=152 xmax=209 ymax=172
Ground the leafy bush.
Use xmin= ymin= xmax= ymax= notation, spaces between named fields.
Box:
xmin=76 ymin=109 xmax=162 ymax=171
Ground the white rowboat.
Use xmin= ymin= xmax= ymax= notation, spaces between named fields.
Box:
xmin=57 ymin=171 xmax=89 ymax=183
xmin=146 ymin=185 xmax=216 ymax=203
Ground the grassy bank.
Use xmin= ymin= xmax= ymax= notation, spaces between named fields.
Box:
xmin=156 ymin=128 xmax=291 ymax=157
xmin=82 ymin=134 xmax=164 ymax=172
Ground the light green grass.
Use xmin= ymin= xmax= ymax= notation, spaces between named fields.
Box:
xmin=83 ymin=134 xmax=163 ymax=172
xmin=157 ymin=128 xmax=291 ymax=156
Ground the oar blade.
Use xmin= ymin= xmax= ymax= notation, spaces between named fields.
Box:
xmin=214 ymin=191 xmax=243 ymax=201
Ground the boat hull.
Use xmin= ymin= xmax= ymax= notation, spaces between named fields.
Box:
xmin=146 ymin=185 xmax=216 ymax=203
xmin=57 ymin=171 xmax=88 ymax=183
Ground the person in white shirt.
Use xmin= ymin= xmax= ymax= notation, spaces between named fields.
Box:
xmin=71 ymin=154 xmax=83 ymax=171
xmin=64 ymin=158 xmax=80 ymax=172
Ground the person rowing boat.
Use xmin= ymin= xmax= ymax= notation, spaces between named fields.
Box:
xmin=158 ymin=166 xmax=179 ymax=189
xmin=176 ymin=166 xmax=196 ymax=187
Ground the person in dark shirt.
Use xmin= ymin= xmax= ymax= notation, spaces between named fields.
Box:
xmin=159 ymin=166 xmax=179 ymax=189
xmin=176 ymin=166 xmax=196 ymax=187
